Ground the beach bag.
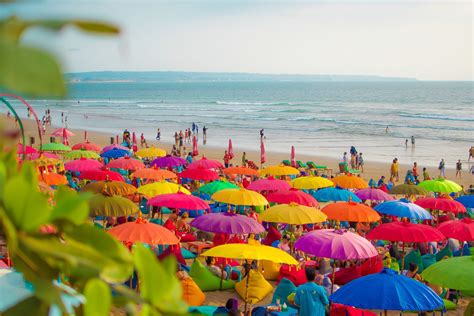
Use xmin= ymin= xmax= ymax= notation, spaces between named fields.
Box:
xmin=272 ymin=278 xmax=296 ymax=307
xmin=189 ymin=260 xmax=235 ymax=292
xmin=181 ymin=277 xmax=206 ymax=306
xmin=235 ymin=270 xmax=273 ymax=304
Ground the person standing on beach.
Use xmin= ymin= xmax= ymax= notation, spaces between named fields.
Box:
xmin=260 ymin=129 xmax=265 ymax=139
xmin=242 ymin=152 xmax=247 ymax=166
xmin=343 ymin=152 xmax=348 ymax=164
xmin=456 ymin=159 xmax=462 ymax=178
xmin=203 ymin=126 xmax=207 ymax=142
xmin=140 ymin=133 xmax=146 ymax=147
xmin=358 ymin=153 xmax=364 ymax=173
xmin=438 ymin=158 xmax=446 ymax=178
xmin=422 ymin=167 xmax=431 ymax=181
xmin=294 ymin=267 xmax=328 ymax=316
xmin=405 ymin=139 xmax=408 ymax=148
xmin=174 ymin=132 xmax=179 ymax=146
xmin=385 ymin=126 xmax=389 ymax=133
xmin=156 ymin=128 xmax=161 ymax=141
xmin=223 ymin=150 xmax=231 ymax=168
xmin=412 ymin=162 xmax=419 ymax=183
xmin=192 ymin=122 xmax=196 ymax=134
xmin=390 ymin=158 xmax=399 ymax=182
xmin=411 ymin=136 xmax=415 ymax=148
xmin=469 ymin=146 xmax=474 ymax=162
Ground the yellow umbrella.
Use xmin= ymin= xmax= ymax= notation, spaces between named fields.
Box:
xmin=260 ymin=203 xmax=327 ymax=225
xmin=137 ymin=181 xmax=190 ymax=197
xmin=131 ymin=168 xmax=177 ymax=181
xmin=135 ymin=146 xmax=166 ymax=158
xmin=291 ymin=176 xmax=333 ymax=190
xmin=260 ymin=165 xmax=299 ymax=177
xmin=332 ymin=174 xmax=368 ymax=189
xmin=89 ymin=194 xmax=139 ymax=217
xmin=211 ymin=188 xmax=268 ymax=206
xmin=82 ymin=181 xmax=137 ymax=196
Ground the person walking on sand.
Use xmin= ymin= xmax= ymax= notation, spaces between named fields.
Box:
xmin=358 ymin=153 xmax=364 ymax=173
xmin=242 ymin=152 xmax=247 ymax=166
xmin=456 ymin=159 xmax=462 ymax=178
xmin=469 ymin=146 xmax=474 ymax=163
xmin=405 ymin=139 xmax=408 ymax=148
xmin=385 ymin=126 xmax=389 ymax=134
xmin=438 ymin=158 xmax=446 ymax=178
xmin=294 ymin=267 xmax=329 ymax=316
xmin=343 ymin=152 xmax=348 ymax=164
xmin=412 ymin=162 xmax=419 ymax=183
xmin=390 ymin=158 xmax=399 ymax=182
xmin=156 ymin=128 xmax=161 ymax=141
xmin=411 ymin=136 xmax=415 ymax=148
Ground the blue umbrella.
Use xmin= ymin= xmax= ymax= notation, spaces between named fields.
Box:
xmin=375 ymin=200 xmax=432 ymax=221
xmin=329 ymin=268 xmax=444 ymax=311
xmin=456 ymin=195 xmax=474 ymax=208
xmin=312 ymin=187 xmax=361 ymax=203
xmin=100 ymin=148 xmax=130 ymax=159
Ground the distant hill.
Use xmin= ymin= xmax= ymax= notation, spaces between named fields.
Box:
xmin=65 ymin=71 xmax=417 ymax=83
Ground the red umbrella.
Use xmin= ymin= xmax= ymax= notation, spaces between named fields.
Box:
xmin=367 ymin=222 xmax=445 ymax=243
xmin=267 ymin=188 xmax=319 ymax=208
xmin=192 ymin=134 xmax=199 ymax=157
xmin=228 ymin=139 xmax=234 ymax=159
xmin=132 ymin=132 xmax=137 ymax=152
xmin=187 ymin=156 xmax=223 ymax=170
xmin=438 ymin=218 xmax=474 ymax=241
xmin=107 ymin=157 xmax=145 ymax=171
xmin=179 ymin=167 xmax=219 ymax=181
xmin=260 ymin=139 xmax=266 ymax=165
xmin=291 ymin=145 xmax=296 ymax=167
xmin=108 ymin=218 xmax=179 ymax=245
xmin=72 ymin=141 xmax=101 ymax=152
xmin=79 ymin=169 xmax=124 ymax=182
xmin=65 ymin=158 xmax=103 ymax=173
xmin=247 ymin=177 xmax=291 ymax=192
xmin=147 ymin=192 xmax=210 ymax=210
xmin=51 ymin=128 xmax=74 ymax=137
xmin=415 ymin=197 xmax=466 ymax=214
xmin=17 ymin=143 xmax=37 ymax=155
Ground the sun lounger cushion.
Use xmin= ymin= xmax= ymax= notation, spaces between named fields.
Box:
xmin=400 ymin=250 xmax=424 ymax=272
xmin=181 ymin=277 xmax=206 ymax=306
xmin=421 ymin=254 xmax=437 ymax=269
xmin=189 ymin=260 xmax=235 ymax=292
xmin=334 ymin=265 xmax=363 ymax=285
xmin=258 ymin=260 xmax=281 ymax=280
xmin=235 ymin=270 xmax=273 ymax=304
xmin=436 ymin=246 xmax=452 ymax=261
xmin=181 ymin=248 xmax=196 ymax=259
xmin=272 ymin=277 xmax=296 ymax=306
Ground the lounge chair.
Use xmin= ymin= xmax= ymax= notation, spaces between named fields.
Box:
xmin=282 ymin=160 xmax=291 ymax=166
xmin=296 ymin=160 xmax=308 ymax=168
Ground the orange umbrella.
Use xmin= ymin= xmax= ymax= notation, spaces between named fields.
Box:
xmin=322 ymin=201 xmax=380 ymax=222
xmin=38 ymin=173 xmax=68 ymax=186
xmin=223 ymin=166 xmax=259 ymax=176
xmin=332 ymin=174 xmax=368 ymax=189
xmin=131 ymin=168 xmax=177 ymax=181
xmin=108 ymin=218 xmax=179 ymax=245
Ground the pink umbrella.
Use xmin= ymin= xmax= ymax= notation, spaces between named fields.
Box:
xmin=291 ymin=145 xmax=296 ymax=167
xmin=438 ymin=218 xmax=474 ymax=241
xmin=190 ymin=212 xmax=265 ymax=234
xmin=355 ymin=188 xmax=395 ymax=201
xmin=62 ymin=127 xmax=69 ymax=146
xmin=247 ymin=177 xmax=291 ymax=192
xmin=187 ymin=156 xmax=223 ymax=170
xmin=72 ymin=141 xmax=101 ymax=152
xmin=101 ymin=144 xmax=129 ymax=153
xmin=17 ymin=143 xmax=37 ymax=155
xmin=79 ymin=169 xmax=124 ymax=182
xmin=267 ymin=188 xmax=319 ymax=208
xmin=51 ymin=128 xmax=74 ymax=137
xmin=228 ymin=139 xmax=234 ymax=159
xmin=260 ymin=139 xmax=266 ymax=165
xmin=28 ymin=152 xmax=60 ymax=160
xmin=107 ymin=157 xmax=145 ymax=171
xmin=147 ymin=192 xmax=210 ymax=210
xmin=179 ymin=167 xmax=219 ymax=181
xmin=192 ymin=134 xmax=199 ymax=157
xmin=415 ymin=197 xmax=466 ymax=214
xmin=367 ymin=222 xmax=445 ymax=243
xmin=132 ymin=132 xmax=137 ymax=152
xmin=65 ymin=158 xmax=103 ymax=173
xmin=295 ymin=229 xmax=378 ymax=260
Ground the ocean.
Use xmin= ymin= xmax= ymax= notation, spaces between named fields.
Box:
xmin=5 ymin=81 xmax=474 ymax=168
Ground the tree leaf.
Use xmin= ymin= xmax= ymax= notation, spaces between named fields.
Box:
xmin=50 ymin=187 xmax=90 ymax=226
xmin=3 ymin=296 xmax=49 ymax=316
xmin=84 ymin=279 xmax=111 ymax=316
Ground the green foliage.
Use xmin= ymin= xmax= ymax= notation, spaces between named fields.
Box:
xmin=84 ymin=279 xmax=111 ymax=316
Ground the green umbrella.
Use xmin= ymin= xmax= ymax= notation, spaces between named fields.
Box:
xmin=40 ymin=142 xmax=71 ymax=152
xmin=418 ymin=178 xmax=462 ymax=194
xmin=389 ymin=184 xmax=428 ymax=195
xmin=197 ymin=181 xmax=239 ymax=197
xmin=421 ymin=255 xmax=474 ymax=291
xmin=64 ymin=150 xmax=100 ymax=160
xmin=88 ymin=194 xmax=139 ymax=217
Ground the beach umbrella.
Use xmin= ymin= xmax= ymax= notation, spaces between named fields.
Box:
xmin=108 ymin=218 xmax=179 ymax=245
xmin=187 ymin=156 xmax=223 ymax=170
xmin=40 ymin=142 xmax=71 ymax=152
xmin=192 ymin=134 xmax=199 ymax=157
xmin=17 ymin=143 xmax=37 ymax=155
xmin=64 ymin=150 xmax=100 ymax=160
xmin=64 ymin=158 xmax=103 ymax=173
xmin=107 ymin=156 xmax=145 ymax=171
xmin=374 ymin=200 xmax=432 ymax=221
xmin=321 ymin=201 xmax=380 ymax=223
xmin=260 ymin=139 xmax=266 ymax=165
xmin=101 ymin=144 xmax=129 ymax=153
xmin=294 ymin=229 xmax=378 ymax=260
xmin=79 ymin=169 xmax=124 ymax=182
xmin=223 ymin=166 xmax=259 ymax=176
xmin=28 ymin=152 xmax=60 ymax=161
xmin=32 ymin=156 xmax=62 ymax=170
xmin=147 ymin=192 xmax=210 ymax=210
xmin=38 ymin=173 xmax=68 ymax=186
xmin=51 ymin=127 xmax=74 ymax=137
xmin=329 ymin=268 xmax=443 ymax=312
xmin=197 ymin=181 xmax=239 ymax=196
xmin=290 ymin=146 xmax=296 ymax=167
xmin=211 ymin=188 xmax=268 ymax=206
xmin=62 ymin=127 xmax=70 ymax=146
xmin=72 ymin=141 xmax=101 ymax=152
xmin=422 ymin=255 xmax=474 ymax=291
xmin=190 ymin=212 xmax=265 ymax=234
xmin=100 ymin=148 xmax=130 ymax=159
xmin=267 ymin=188 xmax=319 ymax=207
xmin=179 ymin=167 xmax=219 ymax=181
xmin=437 ymin=218 xmax=474 ymax=241
xmin=367 ymin=222 xmax=445 ymax=243
xmin=389 ymin=184 xmax=428 ymax=195
xmin=247 ymin=177 xmax=291 ymax=192
xmin=137 ymin=181 xmax=190 ymax=197
xmin=355 ymin=188 xmax=394 ymax=201
xmin=415 ymin=197 xmax=466 ymax=214
xmin=260 ymin=165 xmax=299 ymax=177
xmin=312 ymin=187 xmax=361 ymax=203
xmin=228 ymin=139 xmax=234 ymax=159
xmin=331 ymin=174 xmax=368 ymax=189
xmin=418 ymin=178 xmax=462 ymax=193
xmin=130 ymin=168 xmax=177 ymax=181
xmin=290 ymin=176 xmax=333 ymax=190
xmin=456 ymin=195 xmax=474 ymax=208
xmin=135 ymin=146 xmax=166 ymax=159
xmin=260 ymin=203 xmax=327 ymax=225
xmin=88 ymin=194 xmax=139 ymax=217
xmin=82 ymin=181 xmax=137 ymax=196
xmin=150 ymin=155 xmax=186 ymax=168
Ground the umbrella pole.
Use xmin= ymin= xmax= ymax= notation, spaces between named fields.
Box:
xmin=331 ymin=261 xmax=336 ymax=294
xmin=401 ymin=242 xmax=405 ymax=272
xmin=244 ymin=266 xmax=251 ymax=315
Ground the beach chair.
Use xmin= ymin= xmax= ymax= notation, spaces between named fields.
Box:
xmin=338 ymin=162 xmax=359 ymax=175
xmin=296 ymin=160 xmax=308 ymax=168
xmin=282 ymin=160 xmax=291 ymax=166
xmin=307 ymin=161 xmax=316 ymax=169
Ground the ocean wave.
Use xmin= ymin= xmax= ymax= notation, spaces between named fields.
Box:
xmin=399 ymin=113 xmax=474 ymax=122
xmin=215 ymin=101 xmax=290 ymax=106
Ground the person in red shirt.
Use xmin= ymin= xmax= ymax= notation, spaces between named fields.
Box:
xmin=412 ymin=162 xmax=419 ymax=183
xmin=223 ymin=150 xmax=231 ymax=168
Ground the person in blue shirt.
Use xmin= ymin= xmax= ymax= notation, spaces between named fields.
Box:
xmin=186 ymin=152 xmax=193 ymax=165
xmin=294 ymin=267 xmax=329 ymax=316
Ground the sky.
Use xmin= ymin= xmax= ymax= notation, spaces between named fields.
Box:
xmin=2 ymin=0 xmax=472 ymax=80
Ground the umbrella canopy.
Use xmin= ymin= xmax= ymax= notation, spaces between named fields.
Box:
xmin=438 ymin=218 xmax=474 ymax=241
xmin=51 ymin=127 xmax=74 ymax=137
xmin=211 ymin=188 xmax=268 ymax=206
xmin=355 ymin=188 xmax=394 ymax=201
xmin=260 ymin=165 xmax=299 ymax=177
xmin=223 ymin=166 xmax=260 ymax=176
xmin=389 ymin=184 xmax=428 ymax=195
xmin=456 ymin=195 xmax=474 ymax=208
xmin=422 ymin=255 xmax=474 ymax=291
xmin=367 ymin=222 xmax=445 ymax=242
xmin=100 ymin=148 xmax=130 ymax=159
xmin=187 ymin=157 xmax=223 ymax=170
xmin=201 ymin=243 xmax=298 ymax=265
xmin=130 ymin=168 xmax=177 ymax=181
xmin=291 ymin=176 xmax=333 ymax=190
xmin=101 ymin=144 xmax=129 ymax=153
xmin=179 ymin=167 xmax=220 ymax=181
xmin=260 ymin=203 xmax=327 ymax=225
xmin=147 ymin=192 xmax=210 ymax=210
xmin=330 ymin=268 xmax=443 ymax=311
xmin=295 ymin=229 xmax=378 ymax=260
xmin=192 ymin=134 xmax=199 ymax=156
xmin=137 ymin=181 xmax=190 ymax=197
xmin=312 ymin=187 xmax=362 ymax=203
xmin=79 ymin=169 xmax=124 ymax=182
xmin=415 ymin=197 xmax=466 ymax=214
xmin=374 ymin=200 xmax=432 ymax=221
xmin=64 ymin=150 xmax=100 ymax=160
xmin=267 ymin=188 xmax=319 ymax=208
xmin=82 ymin=181 xmax=137 ymax=196
xmin=190 ymin=212 xmax=265 ymax=234
xmin=88 ymin=194 xmax=139 ymax=217
xmin=228 ymin=139 xmax=234 ymax=159
xmin=71 ymin=141 xmax=101 ymax=152
xmin=331 ymin=174 xmax=368 ymax=189
xmin=40 ymin=142 xmax=71 ymax=152
xmin=150 ymin=155 xmax=187 ymax=168
xmin=418 ymin=178 xmax=462 ymax=193
xmin=65 ymin=158 xmax=103 ymax=173
xmin=107 ymin=157 xmax=145 ymax=171
xmin=322 ymin=202 xmax=380 ymax=223
xmin=135 ymin=146 xmax=167 ymax=158
xmin=17 ymin=143 xmax=37 ymax=155
xmin=38 ymin=173 xmax=68 ymax=186
xmin=108 ymin=218 xmax=179 ymax=245
xmin=260 ymin=139 xmax=266 ymax=165
xmin=28 ymin=152 xmax=60 ymax=161
xmin=197 ymin=181 xmax=239 ymax=196
xmin=247 ymin=177 xmax=291 ymax=192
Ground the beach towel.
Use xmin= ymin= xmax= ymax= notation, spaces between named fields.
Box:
xmin=189 ymin=260 xmax=235 ymax=292
xmin=235 ymin=270 xmax=273 ymax=304
xmin=181 ymin=277 xmax=206 ymax=306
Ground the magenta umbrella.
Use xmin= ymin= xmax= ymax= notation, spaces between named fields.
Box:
xmin=295 ymin=229 xmax=378 ymax=260
xmin=291 ymin=145 xmax=296 ymax=167
xmin=151 ymin=155 xmax=187 ymax=168
xmin=228 ymin=139 xmax=235 ymax=159
xmin=179 ymin=167 xmax=219 ymax=181
xmin=355 ymin=188 xmax=395 ymax=201
xmin=101 ymin=144 xmax=129 ymax=153
xmin=415 ymin=197 xmax=466 ymax=215
xmin=28 ymin=152 xmax=60 ymax=160
xmin=17 ymin=143 xmax=37 ymax=155
xmin=247 ymin=177 xmax=291 ymax=192
xmin=190 ymin=212 xmax=265 ymax=234
xmin=187 ymin=156 xmax=223 ymax=170
xmin=147 ymin=192 xmax=210 ymax=210
xmin=267 ymin=188 xmax=319 ymax=208
xmin=65 ymin=158 xmax=103 ymax=173
xmin=51 ymin=127 xmax=74 ymax=137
